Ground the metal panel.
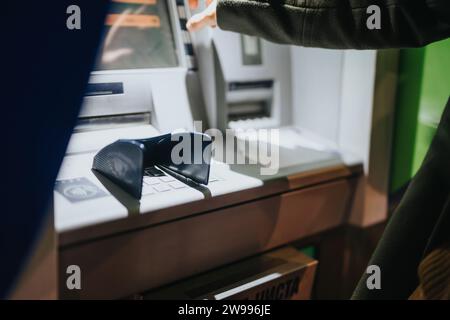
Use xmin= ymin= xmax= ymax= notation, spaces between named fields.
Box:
xmin=59 ymin=178 xmax=357 ymax=299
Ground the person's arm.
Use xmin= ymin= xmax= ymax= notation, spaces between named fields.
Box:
xmin=191 ymin=0 xmax=450 ymax=49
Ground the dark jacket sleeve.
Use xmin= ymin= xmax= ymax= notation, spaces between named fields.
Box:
xmin=216 ymin=0 xmax=450 ymax=49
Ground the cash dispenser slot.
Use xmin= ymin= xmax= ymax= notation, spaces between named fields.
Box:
xmin=85 ymin=82 xmax=124 ymax=96
xmin=228 ymin=80 xmax=273 ymax=91
xmin=226 ymin=80 xmax=274 ymax=121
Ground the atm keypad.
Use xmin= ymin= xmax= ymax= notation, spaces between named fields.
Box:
xmin=169 ymin=181 xmax=186 ymax=189
xmin=143 ymin=177 xmax=161 ymax=185
xmin=141 ymin=173 xmax=222 ymax=197
xmin=160 ymin=176 xmax=176 ymax=183
xmin=142 ymin=174 xmax=185 ymax=196
xmin=152 ymin=184 xmax=172 ymax=193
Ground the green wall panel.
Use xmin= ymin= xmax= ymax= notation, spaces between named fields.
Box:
xmin=390 ymin=39 xmax=450 ymax=193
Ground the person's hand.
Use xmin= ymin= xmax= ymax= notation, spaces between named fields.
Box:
xmin=187 ymin=0 xmax=217 ymax=32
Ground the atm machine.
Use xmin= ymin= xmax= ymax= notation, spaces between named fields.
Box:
xmin=55 ymin=0 xmax=396 ymax=299
xmin=192 ymin=26 xmax=359 ymax=175
xmin=55 ymin=0 xmax=264 ymax=232
xmin=192 ymin=20 xmax=397 ymax=224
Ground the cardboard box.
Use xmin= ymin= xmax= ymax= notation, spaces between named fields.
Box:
xmin=143 ymin=247 xmax=318 ymax=300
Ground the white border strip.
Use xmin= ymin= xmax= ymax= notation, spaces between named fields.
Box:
xmin=214 ymin=273 xmax=282 ymax=300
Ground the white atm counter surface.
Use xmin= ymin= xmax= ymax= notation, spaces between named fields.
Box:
xmin=56 ymin=125 xmax=362 ymax=249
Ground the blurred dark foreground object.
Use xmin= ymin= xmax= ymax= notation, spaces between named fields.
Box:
xmin=0 ymin=1 xmax=109 ymax=297
xmin=409 ymin=242 xmax=450 ymax=300
xmin=353 ymin=97 xmax=450 ymax=299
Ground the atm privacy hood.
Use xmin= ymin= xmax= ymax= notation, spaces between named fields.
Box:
xmin=93 ymin=132 xmax=213 ymax=199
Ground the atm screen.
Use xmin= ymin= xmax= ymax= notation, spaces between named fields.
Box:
xmin=94 ymin=0 xmax=178 ymax=71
